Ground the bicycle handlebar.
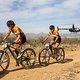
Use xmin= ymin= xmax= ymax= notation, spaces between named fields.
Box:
xmin=2 ymin=41 xmax=18 ymax=46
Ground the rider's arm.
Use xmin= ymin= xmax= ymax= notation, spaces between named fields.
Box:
xmin=3 ymin=29 xmax=11 ymax=41
xmin=14 ymin=34 xmax=21 ymax=43
xmin=14 ymin=27 xmax=21 ymax=43
xmin=43 ymin=32 xmax=51 ymax=42
xmin=43 ymin=35 xmax=49 ymax=42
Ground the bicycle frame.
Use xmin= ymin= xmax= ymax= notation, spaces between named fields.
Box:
xmin=0 ymin=43 xmax=8 ymax=62
xmin=39 ymin=42 xmax=65 ymax=66
xmin=7 ymin=44 xmax=18 ymax=60
xmin=1 ymin=42 xmax=19 ymax=62
xmin=44 ymin=43 xmax=58 ymax=57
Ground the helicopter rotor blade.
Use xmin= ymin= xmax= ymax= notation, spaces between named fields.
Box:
xmin=58 ymin=28 xmax=69 ymax=30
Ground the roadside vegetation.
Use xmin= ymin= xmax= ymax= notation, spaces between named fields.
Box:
xmin=0 ymin=33 xmax=80 ymax=48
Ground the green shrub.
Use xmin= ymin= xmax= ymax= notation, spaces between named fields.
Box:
xmin=27 ymin=37 xmax=80 ymax=47
xmin=7 ymin=37 xmax=15 ymax=43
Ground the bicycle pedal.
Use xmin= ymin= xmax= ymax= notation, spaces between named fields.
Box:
xmin=54 ymin=54 xmax=58 ymax=59
xmin=17 ymin=54 xmax=22 ymax=59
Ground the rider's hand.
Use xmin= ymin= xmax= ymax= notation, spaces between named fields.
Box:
xmin=2 ymin=39 xmax=8 ymax=42
xmin=2 ymin=39 xmax=4 ymax=42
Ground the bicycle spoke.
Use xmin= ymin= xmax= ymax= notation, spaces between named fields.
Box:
xmin=30 ymin=52 xmax=33 ymax=57
xmin=40 ymin=55 xmax=49 ymax=58
xmin=0 ymin=52 xmax=10 ymax=72
xmin=44 ymin=58 xmax=47 ymax=62
xmin=26 ymin=52 xmax=29 ymax=57
xmin=26 ymin=61 xmax=29 ymax=65
xmin=26 ymin=60 xmax=31 ymax=66
xmin=40 ymin=56 xmax=45 ymax=57
xmin=21 ymin=48 xmax=36 ymax=68
xmin=59 ymin=50 xmax=62 ymax=54
xmin=22 ymin=58 xmax=29 ymax=66
xmin=42 ymin=57 xmax=45 ymax=61
xmin=39 ymin=49 xmax=50 ymax=66
xmin=0 ymin=65 xmax=5 ymax=70
xmin=59 ymin=50 xmax=63 ymax=56
xmin=55 ymin=48 xmax=65 ymax=62
xmin=2 ymin=60 xmax=8 ymax=63
xmin=28 ymin=60 xmax=31 ymax=66
xmin=29 ymin=57 xmax=35 ymax=60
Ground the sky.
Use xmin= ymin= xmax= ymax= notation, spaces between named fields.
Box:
xmin=0 ymin=0 xmax=80 ymax=34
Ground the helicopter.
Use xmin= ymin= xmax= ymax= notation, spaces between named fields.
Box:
xmin=57 ymin=24 xmax=80 ymax=32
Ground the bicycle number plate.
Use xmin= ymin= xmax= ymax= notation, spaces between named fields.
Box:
xmin=45 ymin=43 xmax=49 ymax=47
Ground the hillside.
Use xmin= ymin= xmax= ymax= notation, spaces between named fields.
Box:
xmin=26 ymin=33 xmax=80 ymax=39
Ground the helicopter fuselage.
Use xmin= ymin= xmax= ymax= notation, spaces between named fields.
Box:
xmin=69 ymin=28 xmax=80 ymax=32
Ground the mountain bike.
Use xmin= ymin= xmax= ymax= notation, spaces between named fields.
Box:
xmin=38 ymin=43 xmax=65 ymax=66
xmin=0 ymin=41 xmax=36 ymax=73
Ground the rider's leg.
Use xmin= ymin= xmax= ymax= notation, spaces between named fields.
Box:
xmin=54 ymin=43 xmax=60 ymax=54
xmin=49 ymin=40 xmax=54 ymax=54
xmin=16 ymin=39 xmax=22 ymax=57
xmin=54 ymin=37 xmax=61 ymax=55
xmin=54 ymin=43 xmax=60 ymax=48
xmin=14 ymin=39 xmax=22 ymax=66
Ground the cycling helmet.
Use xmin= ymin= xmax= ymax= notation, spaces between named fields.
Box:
xmin=49 ymin=25 xmax=55 ymax=30
xmin=7 ymin=20 xmax=15 ymax=27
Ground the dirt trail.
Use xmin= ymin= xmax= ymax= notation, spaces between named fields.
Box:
xmin=0 ymin=46 xmax=80 ymax=80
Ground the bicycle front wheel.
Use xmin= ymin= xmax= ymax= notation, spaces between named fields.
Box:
xmin=21 ymin=48 xmax=36 ymax=69
xmin=38 ymin=48 xmax=50 ymax=66
xmin=0 ymin=50 xmax=10 ymax=73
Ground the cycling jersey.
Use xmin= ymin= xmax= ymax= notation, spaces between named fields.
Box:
xmin=48 ymin=30 xmax=59 ymax=37
xmin=8 ymin=26 xmax=26 ymax=45
xmin=9 ymin=26 xmax=22 ymax=36
xmin=48 ymin=30 xmax=61 ymax=44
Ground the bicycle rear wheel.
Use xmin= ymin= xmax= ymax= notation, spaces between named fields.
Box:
xmin=55 ymin=48 xmax=65 ymax=62
xmin=38 ymin=48 xmax=50 ymax=66
xmin=21 ymin=48 xmax=36 ymax=69
xmin=0 ymin=50 xmax=10 ymax=73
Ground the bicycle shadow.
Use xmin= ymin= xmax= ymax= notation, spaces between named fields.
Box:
xmin=0 ymin=59 xmax=73 ymax=79
xmin=30 ymin=62 xmax=47 ymax=69
xmin=0 ymin=62 xmax=45 ymax=79
xmin=49 ymin=58 xmax=73 ymax=65
xmin=0 ymin=67 xmax=23 ymax=79
xmin=0 ymin=71 xmax=9 ymax=79
xmin=61 ymin=58 xmax=73 ymax=64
